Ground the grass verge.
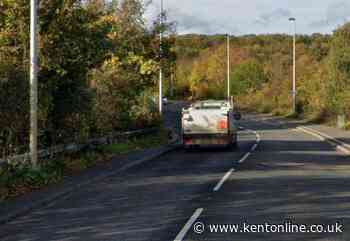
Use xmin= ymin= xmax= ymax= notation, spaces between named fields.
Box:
xmin=0 ymin=129 xmax=170 ymax=201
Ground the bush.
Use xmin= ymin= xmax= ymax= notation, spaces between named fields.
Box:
xmin=129 ymin=89 xmax=161 ymax=129
xmin=0 ymin=161 xmax=64 ymax=200
xmin=91 ymin=54 xmax=160 ymax=133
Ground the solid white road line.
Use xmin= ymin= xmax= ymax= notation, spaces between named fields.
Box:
xmin=297 ymin=127 xmax=325 ymax=141
xmin=213 ymin=168 xmax=235 ymax=192
xmin=336 ymin=145 xmax=350 ymax=155
xmin=304 ymin=127 xmax=340 ymax=142
xmin=174 ymin=208 xmax=204 ymax=241
xmin=336 ymin=145 xmax=350 ymax=154
xmin=303 ymin=127 xmax=350 ymax=150
xmin=297 ymin=127 xmax=350 ymax=155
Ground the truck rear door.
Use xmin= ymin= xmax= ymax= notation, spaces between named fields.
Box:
xmin=183 ymin=107 xmax=229 ymax=135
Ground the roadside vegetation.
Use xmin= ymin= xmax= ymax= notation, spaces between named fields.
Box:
xmin=0 ymin=0 xmax=176 ymax=202
xmin=0 ymin=129 xmax=169 ymax=201
xmin=174 ymin=24 xmax=350 ymax=125
xmin=0 ymin=0 xmax=176 ymax=155
xmin=102 ymin=129 xmax=170 ymax=154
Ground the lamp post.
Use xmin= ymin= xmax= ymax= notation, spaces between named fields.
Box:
xmin=30 ymin=0 xmax=38 ymax=169
xmin=227 ymin=34 xmax=230 ymax=101
xmin=289 ymin=17 xmax=296 ymax=114
xmin=159 ymin=0 xmax=164 ymax=116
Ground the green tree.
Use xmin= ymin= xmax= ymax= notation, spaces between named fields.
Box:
xmin=0 ymin=0 xmax=174 ymax=150
xmin=327 ymin=23 xmax=350 ymax=114
xmin=0 ymin=0 xmax=30 ymax=147
xmin=230 ymin=60 xmax=267 ymax=95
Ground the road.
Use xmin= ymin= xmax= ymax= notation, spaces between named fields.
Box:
xmin=1 ymin=103 xmax=350 ymax=241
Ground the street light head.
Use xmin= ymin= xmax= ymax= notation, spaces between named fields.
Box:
xmin=289 ymin=17 xmax=296 ymax=21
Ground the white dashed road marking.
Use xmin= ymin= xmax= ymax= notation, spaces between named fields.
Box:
xmin=174 ymin=208 xmax=203 ymax=241
xmin=213 ymin=128 xmax=261 ymax=191
xmin=213 ymin=168 xmax=235 ymax=192
xmin=175 ymin=128 xmax=262 ymax=241
xmin=238 ymin=152 xmax=251 ymax=164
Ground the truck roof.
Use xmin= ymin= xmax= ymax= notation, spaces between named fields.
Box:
xmin=192 ymin=100 xmax=230 ymax=109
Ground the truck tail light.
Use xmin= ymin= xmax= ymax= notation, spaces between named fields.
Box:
xmin=218 ymin=119 xmax=228 ymax=129
xmin=185 ymin=138 xmax=193 ymax=145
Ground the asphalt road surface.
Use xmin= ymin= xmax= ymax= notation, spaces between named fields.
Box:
xmin=1 ymin=103 xmax=350 ymax=241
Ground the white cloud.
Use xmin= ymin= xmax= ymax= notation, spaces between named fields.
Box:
xmin=255 ymin=8 xmax=292 ymax=26
xmin=144 ymin=0 xmax=348 ymax=35
xmin=310 ymin=1 xmax=350 ymax=31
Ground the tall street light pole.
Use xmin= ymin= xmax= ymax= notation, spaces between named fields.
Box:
xmin=30 ymin=0 xmax=38 ymax=169
xmin=227 ymin=34 xmax=230 ymax=101
xmin=289 ymin=17 xmax=296 ymax=114
xmin=159 ymin=0 xmax=164 ymax=116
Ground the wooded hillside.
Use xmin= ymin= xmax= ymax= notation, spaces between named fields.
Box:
xmin=174 ymin=27 xmax=350 ymax=124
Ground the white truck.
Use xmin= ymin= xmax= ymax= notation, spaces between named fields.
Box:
xmin=181 ymin=100 xmax=241 ymax=148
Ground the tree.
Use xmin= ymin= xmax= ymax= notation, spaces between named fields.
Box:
xmin=230 ymin=60 xmax=267 ymax=95
xmin=0 ymin=0 xmax=30 ymax=147
xmin=0 ymin=0 xmax=175 ymax=150
xmin=327 ymin=23 xmax=350 ymax=115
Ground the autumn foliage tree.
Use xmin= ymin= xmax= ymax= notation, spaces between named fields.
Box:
xmin=326 ymin=23 xmax=350 ymax=116
xmin=174 ymin=32 xmax=342 ymax=121
xmin=0 ymin=0 xmax=176 ymax=151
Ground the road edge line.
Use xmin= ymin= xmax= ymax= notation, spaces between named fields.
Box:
xmin=296 ymin=127 xmax=325 ymax=141
xmin=297 ymin=127 xmax=350 ymax=155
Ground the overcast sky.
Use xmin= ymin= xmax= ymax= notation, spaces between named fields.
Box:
xmin=144 ymin=0 xmax=350 ymax=35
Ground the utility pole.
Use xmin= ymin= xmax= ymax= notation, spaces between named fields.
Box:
xmin=159 ymin=0 xmax=164 ymax=116
xmin=227 ymin=34 xmax=230 ymax=100
xmin=289 ymin=17 xmax=296 ymax=114
xmin=170 ymin=71 xmax=174 ymax=97
xmin=30 ymin=0 xmax=38 ymax=169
